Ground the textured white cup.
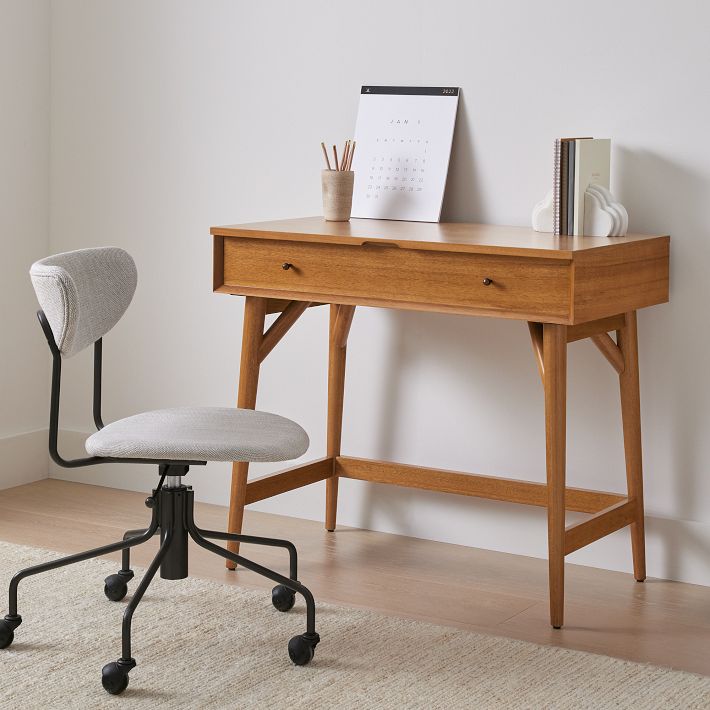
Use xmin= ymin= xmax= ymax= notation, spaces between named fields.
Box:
xmin=321 ymin=170 xmax=354 ymax=221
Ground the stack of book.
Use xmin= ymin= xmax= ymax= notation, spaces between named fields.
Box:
xmin=553 ymin=137 xmax=610 ymax=236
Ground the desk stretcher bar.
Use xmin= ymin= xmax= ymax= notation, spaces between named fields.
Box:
xmin=244 ymin=455 xmax=634 ymax=555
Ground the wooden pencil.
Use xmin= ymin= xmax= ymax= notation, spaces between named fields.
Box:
xmin=320 ymin=140 xmax=355 ymax=170
xmin=343 ymin=141 xmax=350 ymax=171
xmin=341 ymin=141 xmax=350 ymax=171
xmin=321 ymin=142 xmax=332 ymax=170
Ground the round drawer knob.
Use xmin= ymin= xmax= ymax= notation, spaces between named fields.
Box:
xmin=482 ymin=277 xmax=493 ymax=286
xmin=282 ymin=262 xmax=293 ymax=271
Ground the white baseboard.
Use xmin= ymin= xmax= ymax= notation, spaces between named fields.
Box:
xmin=0 ymin=429 xmax=49 ymax=489
xmin=51 ymin=429 xmax=710 ymax=588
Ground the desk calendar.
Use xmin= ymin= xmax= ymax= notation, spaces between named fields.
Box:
xmin=351 ymin=86 xmax=459 ymax=223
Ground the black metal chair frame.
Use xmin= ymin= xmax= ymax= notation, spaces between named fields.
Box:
xmin=0 ymin=311 xmax=319 ymax=695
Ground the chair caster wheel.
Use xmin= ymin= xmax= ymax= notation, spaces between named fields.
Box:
xmin=288 ymin=632 xmax=319 ymax=666
xmin=104 ymin=572 xmax=131 ymax=602
xmin=0 ymin=615 xmax=21 ymax=649
xmin=101 ymin=660 xmax=133 ymax=695
xmin=0 ymin=621 xmax=15 ymax=649
xmin=272 ymin=584 xmax=296 ymax=612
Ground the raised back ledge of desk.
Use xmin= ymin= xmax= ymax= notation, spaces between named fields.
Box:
xmin=210 ymin=216 xmax=670 ymax=260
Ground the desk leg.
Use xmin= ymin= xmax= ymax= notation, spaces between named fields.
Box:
xmin=225 ymin=296 xmax=267 ymax=570
xmin=326 ymin=304 xmax=355 ymax=531
xmin=617 ymin=311 xmax=646 ymax=581
xmin=543 ymin=323 xmax=567 ymax=628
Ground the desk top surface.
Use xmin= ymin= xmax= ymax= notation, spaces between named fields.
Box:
xmin=211 ymin=216 xmax=669 ymax=260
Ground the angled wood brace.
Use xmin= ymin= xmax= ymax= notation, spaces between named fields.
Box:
xmin=258 ymin=300 xmax=312 ymax=363
xmin=527 ymin=317 xmax=625 ymax=385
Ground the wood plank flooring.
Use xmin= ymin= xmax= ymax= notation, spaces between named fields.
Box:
xmin=0 ymin=479 xmax=708 ymax=676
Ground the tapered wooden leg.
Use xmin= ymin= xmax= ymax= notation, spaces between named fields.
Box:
xmin=225 ymin=296 xmax=267 ymax=569
xmin=543 ymin=323 xmax=567 ymax=628
xmin=326 ymin=304 xmax=355 ymax=531
xmin=617 ymin=311 xmax=646 ymax=581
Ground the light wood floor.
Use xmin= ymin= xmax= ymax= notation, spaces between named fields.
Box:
xmin=1 ymin=479 xmax=708 ymax=676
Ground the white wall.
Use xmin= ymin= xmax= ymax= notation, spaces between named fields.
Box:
xmin=48 ymin=1 xmax=710 ymax=586
xmin=0 ymin=0 xmax=51 ymax=488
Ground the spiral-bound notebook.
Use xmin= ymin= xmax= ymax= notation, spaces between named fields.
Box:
xmin=553 ymin=139 xmax=562 ymax=236
xmin=350 ymin=86 xmax=459 ymax=222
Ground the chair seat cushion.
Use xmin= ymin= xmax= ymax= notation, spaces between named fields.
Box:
xmin=85 ymin=407 xmax=309 ymax=463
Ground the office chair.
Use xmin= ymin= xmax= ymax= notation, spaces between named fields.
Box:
xmin=0 ymin=247 xmax=320 ymax=695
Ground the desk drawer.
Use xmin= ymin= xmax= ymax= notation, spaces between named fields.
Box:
xmin=220 ymin=237 xmax=571 ymax=320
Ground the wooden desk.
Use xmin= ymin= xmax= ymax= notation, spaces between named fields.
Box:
xmin=211 ymin=216 xmax=670 ymax=628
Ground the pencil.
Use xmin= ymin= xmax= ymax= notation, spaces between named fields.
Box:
xmin=341 ymin=141 xmax=349 ymax=171
xmin=321 ymin=142 xmax=332 ymax=170
xmin=333 ymin=145 xmax=339 ymax=172
xmin=347 ymin=141 xmax=356 ymax=170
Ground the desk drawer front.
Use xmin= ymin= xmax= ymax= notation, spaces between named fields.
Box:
xmin=222 ymin=237 xmax=571 ymax=320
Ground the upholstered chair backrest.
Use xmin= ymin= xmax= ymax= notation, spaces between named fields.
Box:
xmin=30 ymin=247 xmax=137 ymax=357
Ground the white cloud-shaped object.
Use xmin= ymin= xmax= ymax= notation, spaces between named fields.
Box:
xmin=532 ymin=185 xmax=628 ymax=236
xmin=584 ymin=184 xmax=628 ymax=236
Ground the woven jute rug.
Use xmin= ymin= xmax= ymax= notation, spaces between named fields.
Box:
xmin=0 ymin=540 xmax=708 ymax=709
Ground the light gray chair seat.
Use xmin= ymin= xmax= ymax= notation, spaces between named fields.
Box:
xmin=85 ymin=407 xmax=309 ymax=462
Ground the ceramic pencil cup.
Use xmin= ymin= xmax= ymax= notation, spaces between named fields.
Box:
xmin=321 ymin=170 xmax=354 ymax=221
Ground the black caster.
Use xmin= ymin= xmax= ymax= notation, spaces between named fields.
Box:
xmin=101 ymin=659 xmax=135 ymax=695
xmin=104 ymin=571 xmax=133 ymax=602
xmin=0 ymin=615 xmax=21 ymax=649
xmin=288 ymin=632 xmax=319 ymax=666
xmin=272 ymin=584 xmax=296 ymax=612
xmin=0 ymin=621 xmax=14 ymax=649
